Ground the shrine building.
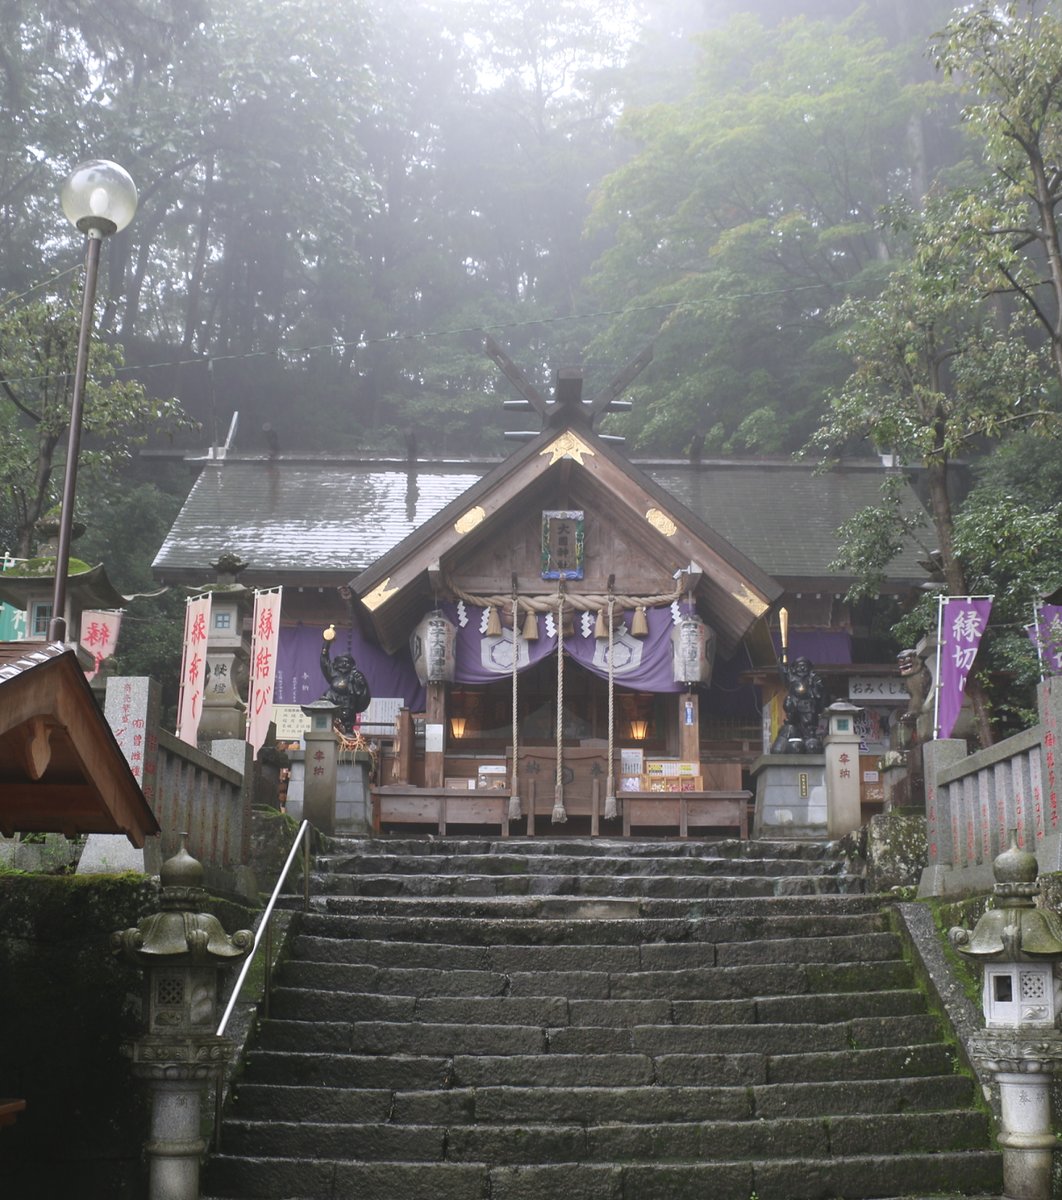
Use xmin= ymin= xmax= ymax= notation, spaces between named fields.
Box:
xmin=152 ymin=366 xmax=929 ymax=836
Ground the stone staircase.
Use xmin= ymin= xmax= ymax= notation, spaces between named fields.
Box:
xmin=204 ymin=836 xmax=1001 ymax=1200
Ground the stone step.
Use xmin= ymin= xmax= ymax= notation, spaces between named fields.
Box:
xmin=315 ymin=851 xmax=846 ymax=878
xmin=294 ymin=906 xmax=888 ymax=946
xmin=276 ymin=956 xmax=912 ymax=1000
xmin=203 ymin=1150 xmax=1001 ymax=1200
xmin=242 ymin=1042 xmax=954 ymax=1090
xmin=313 ymin=889 xmax=870 ymax=922
xmin=231 ymin=1075 xmax=980 ymax=1126
xmin=255 ymin=1013 xmax=943 ymax=1057
xmin=321 ymin=836 xmax=847 ymax=862
xmin=311 ymin=870 xmax=870 ymax=899
xmin=267 ymin=986 xmax=929 ymax=1028
xmin=285 ymin=929 xmax=901 ymax=971
xmin=219 ymin=1108 xmax=991 ymax=1162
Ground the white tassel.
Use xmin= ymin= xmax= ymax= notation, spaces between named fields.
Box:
xmin=604 ymin=787 xmax=618 ymax=821
xmin=508 ymin=792 xmax=522 ymax=821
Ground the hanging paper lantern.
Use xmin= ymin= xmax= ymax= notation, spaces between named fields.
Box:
xmin=410 ymin=609 xmax=457 ymax=684
xmin=671 ymin=615 xmax=716 ymax=685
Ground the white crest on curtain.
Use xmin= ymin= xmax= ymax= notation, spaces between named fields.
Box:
xmin=480 ymin=629 xmax=531 ymax=674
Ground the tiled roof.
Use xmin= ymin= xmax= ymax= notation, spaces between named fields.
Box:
xmin=152 ymin=459 xmax=487 ymax=581
xmin=152 ymin=455 xmax=928 ymax=586
xmin=644 ymin=461 xmax=928 ymax=581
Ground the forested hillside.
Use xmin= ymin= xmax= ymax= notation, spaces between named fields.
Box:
xmin=1 ymin=0 xmax=1061 ymax=713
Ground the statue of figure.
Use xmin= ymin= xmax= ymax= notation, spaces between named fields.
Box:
xmin=771 ymin=655 xmax=825 ymax=753
xmin=894 ymin=647 xmax=931 ymax=753
xmin=320 ymin=640 xmax=371 ymax=734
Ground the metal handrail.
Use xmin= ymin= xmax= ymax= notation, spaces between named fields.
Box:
xmin=213 ymin=818 xmax=313 ymax=1150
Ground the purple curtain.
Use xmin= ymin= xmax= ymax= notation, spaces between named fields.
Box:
xmin=772 ymin=630 xmax=853 ymax=665
xmin=274 ymin=623 xmax=426 ymax=711
xmin=445 ymin=601 xmax=685 ymax=694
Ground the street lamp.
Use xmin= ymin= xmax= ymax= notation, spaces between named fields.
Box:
xmin=49 ymin=159 xmax=137 ymax=642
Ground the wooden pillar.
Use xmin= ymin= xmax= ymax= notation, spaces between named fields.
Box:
xmin=679 ymin=691 xmax=700 ymax=764
xmin=394 ymin=708 xmax=413 ymax=783
xmin=425 ymin=681 xmax=447 ymax=789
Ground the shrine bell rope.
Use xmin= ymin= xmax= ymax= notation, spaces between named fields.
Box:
xmin=509 ymin=585 xmax=522 ymax=822
xmin=553 ymin=589 xmax=567 ymax=824
xmin=604 ymin=593 xmax=618 ymax=821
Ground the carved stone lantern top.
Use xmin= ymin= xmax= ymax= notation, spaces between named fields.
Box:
xmin=112 ymin=837 xmax=253 ymax=967
xmin=951 ymin=832 xmax=1062 ymax=964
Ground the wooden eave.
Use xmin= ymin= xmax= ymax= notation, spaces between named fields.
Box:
xmin=0 ymin=644 xmax=160 ymax=845
xmin=351 ymin=426 xmax=783 ymax=657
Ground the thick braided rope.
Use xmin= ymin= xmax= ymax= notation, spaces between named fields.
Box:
xmin=552 ymin=592 xmax=567 ymax=823
xmin=451 ymin=586 xmax=682 ymax=613
xmin=604 ymin=595 xmax=618 ymax=821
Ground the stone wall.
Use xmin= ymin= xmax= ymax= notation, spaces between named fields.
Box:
xmin=0 ymin=873 xmax=256 ymax=1199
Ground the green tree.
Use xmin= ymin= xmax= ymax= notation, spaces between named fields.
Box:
xmin=0 ymin=291 xmax=190 ymax=557
xmin=587 ymin=14 xmax=945 ymax=454
xmin=934 ymin=1 xmax=1062 ymax=391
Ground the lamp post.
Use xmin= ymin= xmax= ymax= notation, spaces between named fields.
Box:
xmin=49 ymin=159 xmax=137 ymax=642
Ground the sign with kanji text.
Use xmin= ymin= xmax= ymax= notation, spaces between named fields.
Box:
xmin=176 ymin=593 xmax=212 ymax=746
xmin=79 ymin=609 xmax=121 ymax=680
xmin=847 ymin=676 xmax=907 ymax=703
xmin=247 ymin=588 xmax=282 ymax=756
xmin=936 ymin=596 xmax=993 ymax=740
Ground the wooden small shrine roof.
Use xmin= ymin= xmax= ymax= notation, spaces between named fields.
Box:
xmin=0 ymin=642 xmax=159 ymax=845
xmin=350 ymin=425 xmax=785 ymax=656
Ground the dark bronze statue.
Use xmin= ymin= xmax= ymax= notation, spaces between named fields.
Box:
xmin=771 ymin=655 xmax=825 ymax=753
xmin=320 ymin=639 xmax=371 ymax=734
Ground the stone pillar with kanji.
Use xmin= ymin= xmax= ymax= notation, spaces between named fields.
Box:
xmin=301 ymin=698 xmax=340 ymax=834
xmin=824 ymin=700 xmax=863 ymax=838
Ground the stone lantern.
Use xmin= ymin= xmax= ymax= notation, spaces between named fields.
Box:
xmin=950 ymin=832 xmax=1062 ymax=1200
xmin=300 ymin=697 xmax=341 ymax=834
xmin=112 ymin=839 xmax=252 ymax=1200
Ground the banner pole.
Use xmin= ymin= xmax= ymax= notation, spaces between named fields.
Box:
xmin=1034 ymin=601 xmax=1046 ymax=682
xmin=933 ymin=593 xmax=945 ymax=740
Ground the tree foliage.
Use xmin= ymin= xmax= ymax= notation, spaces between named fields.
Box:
xmin=586 ymin=13 xmax=946 ymax=453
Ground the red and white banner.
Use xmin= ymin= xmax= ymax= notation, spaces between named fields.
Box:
xmin=79 ymin=608 xmax=122 ymax=680
xmin=247 ymin=588 xmax=282 ymax=756
xmin=935 ymin=595 xmax=993 ymax=740
xmin=177 ymin=593 xmax=212 ymax=746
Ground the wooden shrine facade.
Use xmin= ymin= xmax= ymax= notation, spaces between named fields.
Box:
xmin=347 ymin=395 xmax=782 ymax=835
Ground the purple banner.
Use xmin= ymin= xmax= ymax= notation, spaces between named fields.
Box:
xmin=274 ymin=623 xmax=426 ymax=711
xmin=937 ymin=597 xmax=992 ymax=739
xmin=1027 ymin=604 xmax=1062 ymax=675
xmin=444 ymin=601 xmax=686 ymax=693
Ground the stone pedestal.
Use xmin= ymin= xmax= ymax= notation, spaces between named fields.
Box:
xmin=287 ymin=754 xmax=371 ymax=833
xmin=751 ymin=754 xmax=826 ymax=838
xmin=824 ymin=720 xmax=862 ymax=839
xmin=970 ymin=1034 xmax=1062 ymax=1200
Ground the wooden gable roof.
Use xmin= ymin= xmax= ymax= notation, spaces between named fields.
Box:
xmin=0 ymin=642 xmax=160 ymax=845
xmin=350 ymin=425 xmax=784 ymax=657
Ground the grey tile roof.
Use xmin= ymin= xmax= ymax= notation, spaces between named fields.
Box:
xmin=152 ymin=455 xmax=928 ymax=585
xmin=152 ymin=458 xmax=487 ymax=580
xmin=645 ymin=461 xmax=928 ymax=582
